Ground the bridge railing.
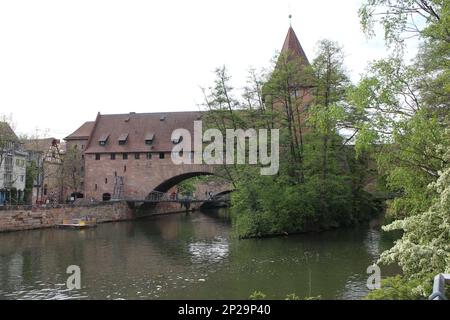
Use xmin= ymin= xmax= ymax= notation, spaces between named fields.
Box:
xmin=144 ymin=191 xmax=222 ymax=202
xmin=429 ymin=274 xmax=450 ymax=300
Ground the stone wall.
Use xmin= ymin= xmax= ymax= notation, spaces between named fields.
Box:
xmin=0 ymin=200 xmax=208 ymax=233
xmin=0 ymin=202 xmax=134 ymax=232
xmin=194 ymin=179 xmax=233 ymax=199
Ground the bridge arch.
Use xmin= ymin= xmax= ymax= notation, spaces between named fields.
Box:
xmin=152 ymin=171 xmax=214 ymax=193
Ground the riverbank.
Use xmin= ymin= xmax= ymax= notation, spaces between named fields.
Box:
xmin=0 ymin=202 xmax=133 ymax=232
xmin=0 ymin=201 xmax=199 ymax=233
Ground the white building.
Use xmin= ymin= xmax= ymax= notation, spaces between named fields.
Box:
xmin=0 ymin=122 xmax=27 ymax=205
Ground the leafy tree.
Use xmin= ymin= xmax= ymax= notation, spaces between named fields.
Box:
xmin=203 ymin=40 xmax=379 ymax=239
xmin=58 ymin=146 xmax=84 ymax=197
xmin=352 ymin=1 xmax=450 ymax=219
xmin=357 ymin=0 xmax=450 ymax=298
xmin=24 ymin=161 xmax=38 ymax=203
xmin=379 ymin=152 xmax=450 ymax=297
xmin=359 ymin=0 xmax=446 ymax=48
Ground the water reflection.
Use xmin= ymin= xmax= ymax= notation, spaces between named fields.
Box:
xmin=189 ymin=236 xmax=229 ymax=264
xmin=0 ymin=209 xmax=397 ymax=300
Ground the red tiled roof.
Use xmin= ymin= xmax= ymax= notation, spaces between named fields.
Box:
xmin=23 ymin=138 xmax=59 ymax=152
xmin=65 ymin=121 xmax=95 ymax=140
xmin=84 ymin=112 xmax=202 ymax=154
xmin=281 ymin=26 xmax=310 ymax=65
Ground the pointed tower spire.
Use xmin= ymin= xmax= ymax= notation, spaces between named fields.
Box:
xmin=281 ymin=25 xmax=310 ymax=65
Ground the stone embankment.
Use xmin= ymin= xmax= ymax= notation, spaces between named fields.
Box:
xmin=0 ymin=201 xmax=194 ymax=232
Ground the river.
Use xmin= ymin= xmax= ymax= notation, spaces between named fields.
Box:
xmin=0 ymin=209 xmax=398 ymax=300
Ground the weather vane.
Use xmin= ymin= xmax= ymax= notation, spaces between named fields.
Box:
xmin=288 ymin=3 xmax=292 ymax=26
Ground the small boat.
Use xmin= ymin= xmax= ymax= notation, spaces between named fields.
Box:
xmin=56 ymin=218 xmax=97 ymax=229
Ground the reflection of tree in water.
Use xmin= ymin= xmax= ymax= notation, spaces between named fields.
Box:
xmin=364 ymin=229 xmax=381 ymax=263
xmin=133 ymin=211 xmax=231 ymax=262
xmin=224 ymin=227 xmax=384 ymax=299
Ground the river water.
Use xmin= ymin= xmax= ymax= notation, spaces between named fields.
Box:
xmin=0 ymin=209 xmax=398 ymax=300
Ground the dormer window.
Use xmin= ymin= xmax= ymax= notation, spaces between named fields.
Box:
xmin=160 ymin=115 xmax=166 ymax=121
xmin=98 ymin=134 xmax=110 ymax=146
xmin=145 ymin=133 xmax=154 ymax=145
xmin=118 ymin=133 xmax=129 ymax=145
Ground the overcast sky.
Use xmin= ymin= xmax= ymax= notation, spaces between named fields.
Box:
xmin=0 ymin=0 xmax=419 ymax=139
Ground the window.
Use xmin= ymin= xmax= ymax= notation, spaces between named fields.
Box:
xmin=95 ymin=154 xmax=101 ymax=160
xmin=16 ymin=159 xmax=20 ymax=166
xmin=4 ymin=174 xmax=12 ymax=184
xmin=81 ymin=145 xmax=84 ymax=150
xmin=82 ymin=154 xmax=85 ymax=160
xmin=146 ymin=152 xmax=152 ymax=160
xmin=105 ymin=178 xmax=108 ymax=184
xmin=123 ymin=153 xmax=128 ymax=160
xmin=124 ymin=165 xmax=127 ymax=172
xmin=118 ymin=133 xmax=128 ymax=145
xmin=159 ymin=152 xmax=165 ymax=159
xmin=135 ymin=153 xmax=140 ymax=160
xmin=98 ymin=134 xmax=110 ymax=146
xmin=95 ymin=184 xmax=98 ymax=191
xmin=20 ymin=175 xmax=24 ymax=182
xmin=145 ymin=133 xmax=155 ymax=145
xmin=43 ymin=184 xmax=48 ymax=196
xmin=111 ymin=153 xmax=116 ymax=160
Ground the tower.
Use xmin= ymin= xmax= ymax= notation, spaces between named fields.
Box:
xmin=264 ymin=23 xmax=314 ymax=131
xmin=280 ymin=25 xmax=310 ymax=67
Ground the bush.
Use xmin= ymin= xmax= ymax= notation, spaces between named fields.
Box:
xmin=365 ymin=276 xmax=425 ymax=300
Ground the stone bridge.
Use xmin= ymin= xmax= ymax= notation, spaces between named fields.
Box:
xmin=65 ymin=111 xmax=234 ymax=203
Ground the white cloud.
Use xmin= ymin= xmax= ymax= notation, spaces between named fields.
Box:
xmin=0 ymin=0 xmax=419 ymax=138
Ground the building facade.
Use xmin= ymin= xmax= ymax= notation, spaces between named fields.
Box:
xmin=65 ymin=111 xmax=203 ymax=201
xmin=0 ymin=122 xmax=27 ymax=204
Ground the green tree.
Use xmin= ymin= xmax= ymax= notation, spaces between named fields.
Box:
xmin=357 ymin=0 xmax=450 ymax=298
xmin=379 ymin=156 xmax=450 ymax=296
xmin=204 ymin=40 xmax=378 ymax=239
xmin=24 ymin=161 xmax=38 ymax=203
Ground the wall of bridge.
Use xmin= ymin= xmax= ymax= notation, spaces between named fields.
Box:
xmin=84 ymin=151 xmax=214 ymax=200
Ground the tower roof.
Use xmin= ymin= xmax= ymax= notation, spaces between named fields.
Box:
xmin=281 ymin=26 xmax=309 ymax=65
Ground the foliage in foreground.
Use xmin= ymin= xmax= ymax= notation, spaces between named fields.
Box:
xmin=357 ymin=0 xmax=450 ymax=299
xmin=249 ymin=291 xmax=321 ymax=300
xmin=378 ymin=161 xmax=450 ymax=297
xmin=365 ymin=275 xmax=424 ymax=300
